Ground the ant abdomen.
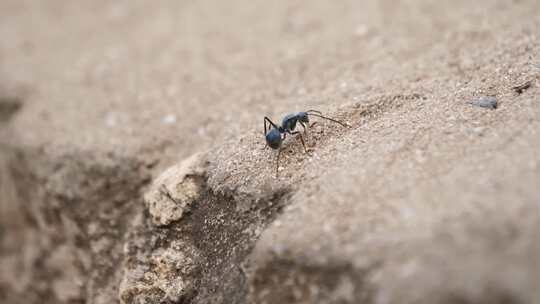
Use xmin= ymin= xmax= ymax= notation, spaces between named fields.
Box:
xmin=265 ymin=128 xmax=282 ymax=149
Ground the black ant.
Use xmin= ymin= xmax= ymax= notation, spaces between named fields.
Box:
xmin=264 ymin=110 xmax=348 ymax=177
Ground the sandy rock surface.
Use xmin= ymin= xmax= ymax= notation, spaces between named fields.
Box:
xmin=1 ymin=1 xmax=540 ymax=303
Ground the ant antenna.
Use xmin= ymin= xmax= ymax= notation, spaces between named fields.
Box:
xmin=306 ymin=109 xmax=323 ymax=115
xmin=307 ymin=112 xmax=349 ymax=127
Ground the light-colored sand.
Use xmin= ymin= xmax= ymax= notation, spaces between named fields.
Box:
xmin=1 ymin=1 xmax=539 ymax=303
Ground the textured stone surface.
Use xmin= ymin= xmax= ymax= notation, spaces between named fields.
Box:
xmin=144 ymin=153 xmax=206 ymax=226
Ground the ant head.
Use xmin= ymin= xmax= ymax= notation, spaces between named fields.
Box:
xmin=265 ymin=128 xmax=282 ymax=149
xmin=297 ymin=112 xmax=310 ymax=123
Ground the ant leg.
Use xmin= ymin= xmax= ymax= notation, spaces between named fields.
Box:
xmin=264 ymin=116 xmax=279 ymax=135
xmin=300 ymin=122 xmax=308 ymax=135
xmin=298 ymin=133 xmax=309 ymax=154
xmin=300 ymin=121 xmax=318 ymax=135
xmin=288 ymin=131 xmax=310 ymax=154
xmin=275 ymin=147 xmax=281 ymax=178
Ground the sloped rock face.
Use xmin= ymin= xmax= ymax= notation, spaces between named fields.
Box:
xmin=120 ymin=154 xmax=290 ymax=303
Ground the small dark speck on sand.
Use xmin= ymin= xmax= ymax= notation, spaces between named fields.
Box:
xmin=0 ymin=97 xmax=23 ymax=122
xmin=512 ymin=80 xmax=532 ymax=94
xmin=467 ymin=96 xmax=498 ymax=110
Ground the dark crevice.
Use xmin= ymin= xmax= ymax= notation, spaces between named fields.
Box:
xmin=0 ymin=96 xmax=23 ymax=123
xmin=187 ymin=184 xmax=291 ymax=303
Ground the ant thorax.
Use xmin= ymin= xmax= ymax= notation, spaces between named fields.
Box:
xmin=281 ymin=113 xmax=299 ymax=132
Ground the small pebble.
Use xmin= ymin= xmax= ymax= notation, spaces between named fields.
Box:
xmin=162 ymin=114 xmax=177 ymax=124
xmin=472 ymin=126 xmax=486 ymax=136
xmin=104 ymin=112 xmax=118 ymax=127
xmin=467 ymin=96 xmax=498 ymax=109
xmin=354 ymin=24 xmax=369 ymax=37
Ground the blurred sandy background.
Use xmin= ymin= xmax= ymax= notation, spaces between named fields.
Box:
xmin=1 ymin=1 xmax=540 ymax=303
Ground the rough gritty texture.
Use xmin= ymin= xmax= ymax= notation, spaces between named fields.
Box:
xmin=144 ymin=153 xmax=206 ymax=226
xmin=1 ymin=1 xmax=540 ymax=304
xmin=120 ymin=155 xmax=288 ymax=303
